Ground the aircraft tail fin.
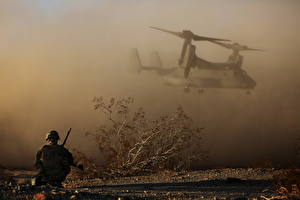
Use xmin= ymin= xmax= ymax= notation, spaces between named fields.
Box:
xmin=129 ymin=48 xmax=142 ymax=74
xmin=150 ymin=51 xmax=163 ymax=68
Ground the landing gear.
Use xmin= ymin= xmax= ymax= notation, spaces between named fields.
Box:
xmin=198 ymin=89 xmax=204 ymax=94
xmin=184 ymin=86 xmax=190 ymax=93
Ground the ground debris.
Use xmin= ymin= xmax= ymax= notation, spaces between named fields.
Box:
xmin=0 ymin=168 xmax=281 ymax=200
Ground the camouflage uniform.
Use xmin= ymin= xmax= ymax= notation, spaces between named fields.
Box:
xmin=34 ymin=130 xmax=74 ymax=187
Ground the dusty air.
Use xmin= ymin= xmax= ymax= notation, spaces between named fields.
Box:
xmin=0 ymin=0 xmax=300 ymax=199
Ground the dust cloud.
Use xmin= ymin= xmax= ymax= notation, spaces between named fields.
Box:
xmin=0 ymin=0 xmax=300 ymax=168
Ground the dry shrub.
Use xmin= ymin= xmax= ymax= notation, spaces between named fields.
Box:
xmin=69 ymin=149 xmax=101 ymax=179
xmin=273 ymin=169 xmax=300 ymax=188
xmin=266 ymin=136 xmax=300 ymax=199
xmin=251 ymin=160 xmax=274 ymax=168
xmin=263 ymin=174 xmax=300 ymax=200
xmin=85 ymin=96 xmax=207 ymax=174
xmin=271 ymin=140 xmax=300 ymax=199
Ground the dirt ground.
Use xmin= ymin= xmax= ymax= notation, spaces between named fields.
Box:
xmin=0 ymin=168 xmax=284 ymax=200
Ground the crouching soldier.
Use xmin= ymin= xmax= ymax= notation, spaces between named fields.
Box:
xmin=33 ymin=130 xmax=81 ymax=187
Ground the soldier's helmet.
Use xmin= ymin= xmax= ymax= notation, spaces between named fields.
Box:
xmin=46 ymin=130 xmax=60 ymax=141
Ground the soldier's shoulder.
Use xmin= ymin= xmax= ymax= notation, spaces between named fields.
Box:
xmin=36 ymin=145 xmax=50 ymax=154
xmin=56 ymin=145 xmax=71 ymax=153
xmin=39 ymin=145 xmax=51 ymax=150
xmin=57 ymin=146 xmax=73 ymax=158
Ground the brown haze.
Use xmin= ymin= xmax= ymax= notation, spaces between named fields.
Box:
xmin=0 ymin=0 xmax=300 ymax=168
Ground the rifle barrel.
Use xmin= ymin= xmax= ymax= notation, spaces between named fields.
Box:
xmin=62 ymin=128 xmax=72 ymax=146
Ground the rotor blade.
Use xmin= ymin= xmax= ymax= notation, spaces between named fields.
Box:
xmin=210 ymin=40 xmax=264 ymax=51
xmin=150 ymin=26 xmax=183 ymax=38
xmin=208 ymin=40 xmax=233 ymax=49
xmin=193 ymin=34 xmax=230 ymax=42
xmin=243 ymin=47 xmax=264 ymax=51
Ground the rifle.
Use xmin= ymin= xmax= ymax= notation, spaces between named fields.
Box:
xmin=62 ymin=128 xmax=72 ymax=146
xmin=61 ymin=128 xmax=84 ymax=171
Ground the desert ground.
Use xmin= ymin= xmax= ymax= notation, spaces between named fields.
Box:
xmin=0 ymin=167 xmax=287 ymax=200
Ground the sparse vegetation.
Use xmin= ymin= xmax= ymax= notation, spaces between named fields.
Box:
xmin=75 ymin=97 xmax=208 ymax=176
xmin=272 ymin=169 xmax=300 ymax=199
xmin=268 ymin=136 xmax=300 ymax=200
xmin=70 ymin=149 xmax=100 ymax=179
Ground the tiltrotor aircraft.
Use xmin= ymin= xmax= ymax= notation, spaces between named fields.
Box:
xmin=130 ymin=27 xmax=262 ymax=93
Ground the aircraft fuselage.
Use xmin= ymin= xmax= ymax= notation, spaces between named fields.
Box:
xmin=162 ymin=68 xmax=256 ymax=90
